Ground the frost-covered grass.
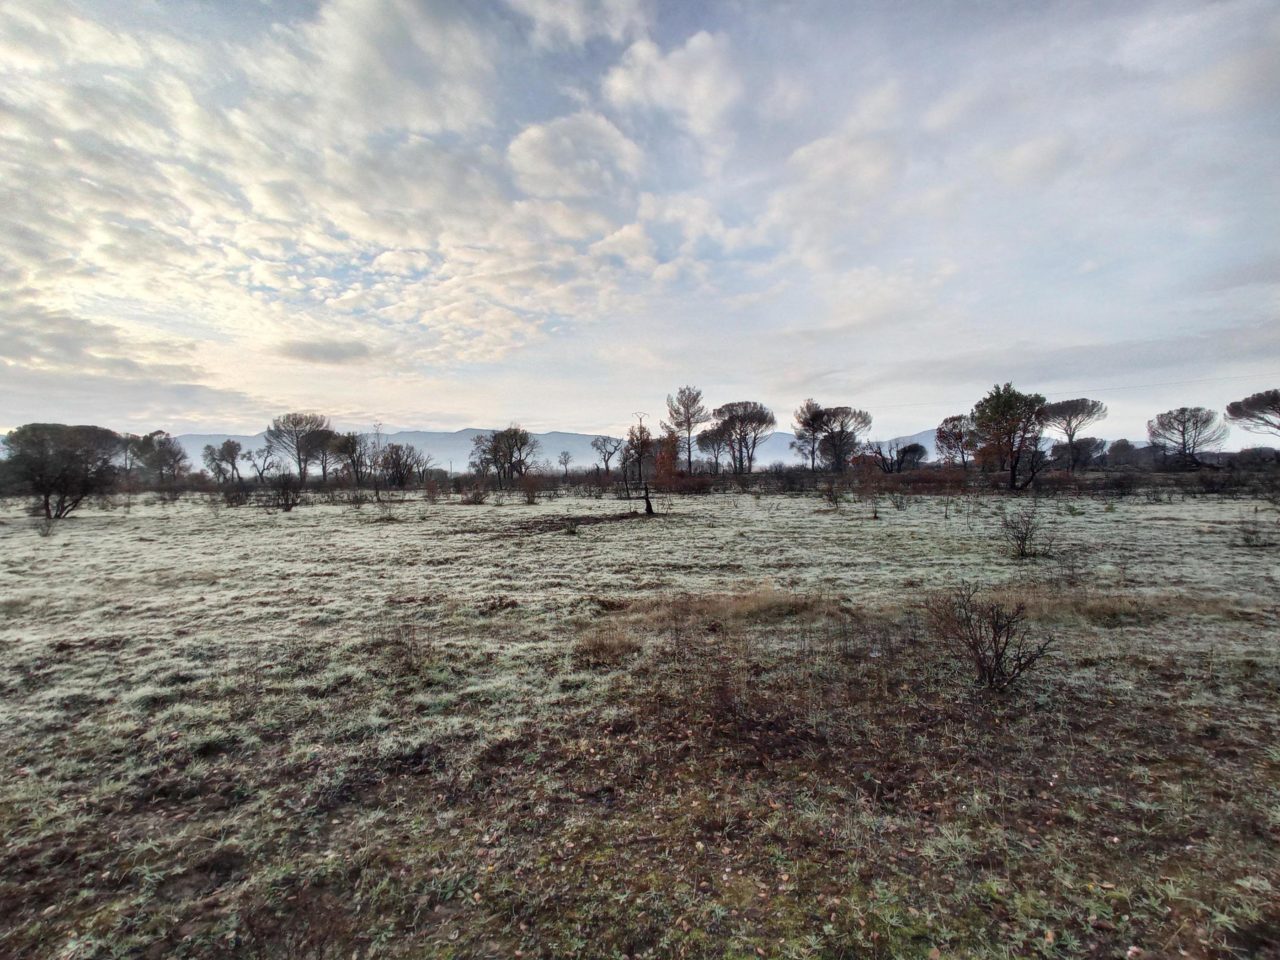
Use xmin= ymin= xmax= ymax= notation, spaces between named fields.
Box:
xmin=0 ymin=490 xmax=1277 ymax=958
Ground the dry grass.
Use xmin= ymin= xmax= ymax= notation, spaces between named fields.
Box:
xmin=1007 ymin=583 xmax=1257 ymax=629
xmin=572 ymin=622 xmax=644 ymax=668
xmin=0 ymin=492 xmax=1277 ymax=958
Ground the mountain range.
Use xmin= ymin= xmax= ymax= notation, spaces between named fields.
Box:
xmin=175 ymin=427 xmax=943 ymax=474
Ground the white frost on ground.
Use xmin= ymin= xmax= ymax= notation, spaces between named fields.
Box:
xmin=1 ymin=490 xmax=1275 ymax=654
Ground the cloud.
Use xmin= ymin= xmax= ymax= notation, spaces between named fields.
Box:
xmin=235 ymin=0 xmax=497 ymax=141
xmin=1177 ymin=43 xmax=1280 ymax=113
xmin=504 ymin=0 xmax=648 ymax=48
xmin=877 ymin=319 xmax=1280 ymax=394
xmin=603 ymin=31 xmax=742 ymax=164
xmin=589 ymin=222 xmax=656 ymax=271
xmin=508 ymin=111 xmax=643 ymax=198
xmin=0 ymin=0 xmax=646 ymax=417
xmin=0 ymin=0 xmax=1274 ymax=440
xmin=0 ymin=365 xmax=266 ymax=434
xmin=0 ymin=297 xmax=200 ymax=382
xmin=508 ymin=200 xmax=615 ymax=241
xmin=762 ymin=133 xmax=901 ymax=268
xmin=276 ymin=339 xmax=375 ymax=365
xmin=920 ymin=85 xmax=983 ymax=132
xmin=759 ymin=75 xmax=809 ymax=119
xmin=999 ymin=134 xmax=1075 ymax=186
xmin=370 ymin=250 xmax=435 ymax=277
xmin=1194 ymin=257 xmax=1280 ymax=292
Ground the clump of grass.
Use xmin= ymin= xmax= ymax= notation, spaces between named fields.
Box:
xmin=365 ymin=615 xmax=434 ymax=676
xmin=1006 ymin=584 xmax=1242 ymax=628
xmin=1051 ymin=544 xmax=1093 ymax=586
xmin=1237 ymin=512 xmax=1276 ymax=549
xmin=460 ymin=487 xmax=489 ymax=505
xmin=572 ymin=623 xmax=642 ymax=668
xmin=628 ymin=586 xmax=844 ymax=634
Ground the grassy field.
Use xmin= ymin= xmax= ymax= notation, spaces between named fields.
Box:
xmin=1 ymin=490 xmax=1277 ymax=958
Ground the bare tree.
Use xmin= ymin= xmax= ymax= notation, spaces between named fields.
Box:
xmin=221 ymin=439 xmax=243 ymax=481
xmin=624 ymin=423 xmax=654 ymax=481
xmin=1225 ymin=389 xmax=1280 ymax=437
xmin=240 ymin=445 xmax=277 ymax=484
xmin=133 ymin=431 xmax=189 ymax=489
xmin=866 ymin=440 xmax=899 ymax=474
xmin=866 ymin=440 xmax=926 ymax=473
xmin=470 ymin=426 xmax=539 ymax=487
xmin=898 ymin=441 xmax=927 ymax=471
xmin=333 ymin=432 xmax=372 ymax=487
xmin=265 ymin=412 xmax=331 ymax=484
xmin=971 ymin=383 xmax=1047 ymax=490
xmin=380 ymin=443 xmax=428 ymax=488
xmin=469 ymin=433 xmax=495 ymax=481
xmin=713 ymin=401 xmax=776 ymax=474
xmin=1052 ymin=437 xmax=1104 ymax=470
xmin=818 ymin=406 xmax=871 ymax=473
xmin=558 ymin=450 xmax=573 ymax=478
xmin=935 ymin=414 xmax=976 ymax=470
xmin=1039 ymin=398 xmax=1107 ymax=473
xmin=202 ymin=445 xmax=226 ymax=483
xmin=1106 ymin=438 xmax=1140 ymax=468
xmin=307 ymin=428 xmax=340 ymax=484
xmin=790 ymin=399 xmax=826 ymax=471
xmin=590 ymin=435 xmax=624 ymax=476
xmin=1147 ymin=407 xmax=1227 ymax=467
xmin=662 ymin=385 xmax=710 ymax=474
xmin=202 ymin=439 xmax=242 ymax=483
xmin=499 ymin=426 xmax=539 ymax=482
xmin=368 ymin=423 xmax=389 ymax=499
xmin=696 ymin=422 xmax=730 ymax=475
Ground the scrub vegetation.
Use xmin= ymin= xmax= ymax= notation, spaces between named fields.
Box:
xmin=1 ymin=489 xmax=1278 ymax=959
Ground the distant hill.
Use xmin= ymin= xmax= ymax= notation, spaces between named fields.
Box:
xmin=382 ymin=430 xmax=605 ymax=474
xmin=177 ymin=426 xmax=945 ymax=473
xmin=176 ymin=433 xmax=266 ymax=468
xmin=753 ymin=427 xmax=938 ymax=466
xmin=176 ymin=429 xmax=611 ymax=476
xmin=177 ymin=426 xmax=1145 ymax=474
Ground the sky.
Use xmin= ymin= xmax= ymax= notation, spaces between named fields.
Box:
xmin=1 ymin=0 xmax=1277 ymax=444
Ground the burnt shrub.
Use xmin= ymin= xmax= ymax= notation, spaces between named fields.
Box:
xmin=999 ymin=501 xmax=1054 ymax=559
xmin=925 ymin=582 xmax=1053 ymax=691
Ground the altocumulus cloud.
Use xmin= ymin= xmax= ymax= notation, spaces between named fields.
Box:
xmin=277 ymin=339 xmax=375 ymax=365
xmin=0 ymin=0 xmax=1275 ymax=438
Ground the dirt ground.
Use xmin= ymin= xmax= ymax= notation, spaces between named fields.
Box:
xmin=1 ymin=490 xmax=1277 ymax=958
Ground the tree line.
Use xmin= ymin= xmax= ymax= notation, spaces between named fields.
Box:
xmin=3 ymin=387 xmax=1277 ymax=518
xmin=0 ymin=425 xmax=189 ymax=519
xmin=207 ymin=414 xmax=446 ymax=491
xmin=572 ymin=384 xmax=1277 ymax=491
